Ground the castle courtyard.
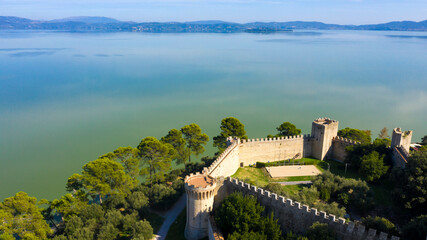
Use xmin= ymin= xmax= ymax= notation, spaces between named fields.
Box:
xmin=265 ymin=165 xmax=322 ymax=178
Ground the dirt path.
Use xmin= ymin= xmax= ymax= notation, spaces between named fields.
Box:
xmin=153 ymin=194 xmax=186 ymax=240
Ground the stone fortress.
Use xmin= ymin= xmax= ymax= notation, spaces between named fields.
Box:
xmin=184 ymin=118 xmax=413 ymax=240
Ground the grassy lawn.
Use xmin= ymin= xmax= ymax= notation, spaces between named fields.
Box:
xmin=165 ymin=208 xmax=186 ymax=240
xmin=144 ymin=211 xmax=165 ymax=234
xmin=232 ymin=158 xmax=321 ymax=185
xmin=282 ymin=185 xmax=304 ymax=195
xmin=232 ymin=167 xmax=270 ymax=187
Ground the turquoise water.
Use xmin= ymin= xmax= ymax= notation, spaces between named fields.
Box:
xmin=0 ymin=30 xmax=426 ymax=201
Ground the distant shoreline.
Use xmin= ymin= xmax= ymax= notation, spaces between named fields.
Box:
xmin=1 ymin=16 xmax=427 ymax=32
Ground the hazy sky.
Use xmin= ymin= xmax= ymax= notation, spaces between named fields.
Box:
xmin=1 ymin=0 xmax=427 ymax=24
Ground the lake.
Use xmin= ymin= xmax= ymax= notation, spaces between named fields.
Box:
xmin=0 ymin=30 xmax=426 ymax=201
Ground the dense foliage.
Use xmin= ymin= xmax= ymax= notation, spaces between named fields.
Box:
xmin=0 ymin=192 xmax=52 ymax=239
xmin=338 ymin=127 xmax=371 ymax=144
xmin=311 ymin=172 xmax=373 ymax=214
xmin=345 ymin=139 xmax=392 ymax=176
xmin=359 ymin=151 xmax=389 ymax=182
xmin=401 ymin=215 xmax=427 ymax=240
xmin=392 ymin=149 xmax=427 ymax=216
xmin=215 ymin=193 xmax=282 ymax=240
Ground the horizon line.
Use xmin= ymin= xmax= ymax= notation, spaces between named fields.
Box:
xmin=2 ymin=15 xmax=427 ymax=26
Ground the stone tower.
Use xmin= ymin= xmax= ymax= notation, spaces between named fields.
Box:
xmin=391 ymin=128 xmax=413 ymax=152
xmin=311 ymin=118 xmax=339 ymax=160
xmin=184 ymin=172 xmax=217 ymax=240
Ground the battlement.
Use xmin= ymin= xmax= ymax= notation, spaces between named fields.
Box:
xmin=332 ymin=136 xmax=361 ymax=145
xmin=240 ymin=134 xmax=313 ymax=143
xmin=313 ymin=117 xmax=339 ymax=125
xmin=226 ymin=177 xmax=399 ymax=240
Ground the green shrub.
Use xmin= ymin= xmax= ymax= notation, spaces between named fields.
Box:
xmin=306 ymin=222 xmax=335 ymax=240
xmin=256 ymin=162 xmax=266 ymax=168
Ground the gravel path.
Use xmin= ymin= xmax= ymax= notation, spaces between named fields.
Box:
xmin=278 ymin=181 xmax=312 ymax=185
xmin=153 ymin=194 xmax=186 ymax=240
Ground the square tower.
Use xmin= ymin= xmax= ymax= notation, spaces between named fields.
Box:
xmin=391 ymin=128 xmax=413 ymax=153
xmin=311 ymin=118 xmax=339 ymax=160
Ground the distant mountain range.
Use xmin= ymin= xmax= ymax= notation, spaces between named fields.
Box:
xmin=1 ymin=16 xmax=426 ymax=32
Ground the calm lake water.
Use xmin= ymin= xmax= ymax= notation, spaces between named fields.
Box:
xmin=0 ymin=30 xmax=426 ymax=201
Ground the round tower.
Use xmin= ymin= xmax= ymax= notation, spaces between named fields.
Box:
xmin=184 ymin=172 xmax=217 ymax=240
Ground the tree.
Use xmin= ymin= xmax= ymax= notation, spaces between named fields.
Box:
xmin=97 ymin=223 xmax=119 ymax=240
xmin=359 ymin=151 xmax=389 ymax=182
xmin=361 ymin=216 xmax=398 ymax=236
xmin=181 ymin=124 xmax=209 ymax=162
xmin=274 ymin=122 xmax=301 ymax=137
xmin=132 ymin=220 xmax=153 ymax=240
xmin=215 ymin=193 xmax=264 ymax=237
xmin=378 ymin=127 xmax=389 ymax=139
xmin=71 ymin=158 xmax=136 ymax=203
xmin=138 ymin=136 xmax=175 ymax=185
xmin=0 ymin=192 xmax=52 ymax=239
xmin=100 ymin=146 xmax=141 ymax=182
xmin=306 ymin=222 xmax=335 ymax=240
xmin=338 ymin=127 xmax=371 ymax=144
xmin=161 ymin=128 xmax=190 ymax=165
xmin=215 ymin=192 xmax=281 ymax=240
xmin=393 ymin=149 xmax=427 ymax=216
xmin=51 ymin=191 xmax=88 ymax=221
xmin=421 ymin=135 xmax=427 ymax=145
xmin=213 ymin=117 xmax=248 ymax=152
xmin=127 ymin=191 xmax=149 ymax=210
xmin=402 ymin=215 xmax=427 ymax=240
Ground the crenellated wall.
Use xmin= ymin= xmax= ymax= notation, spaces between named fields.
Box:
xmin=331 ymin=136 xmax=361 ymax=162
xmin=224 ymin=177 xmax=399 ymax=240
xmin=238 ymin=135 xmax=313 ymax=166
xmin=206 ymin=140 xmax=240 ymax=178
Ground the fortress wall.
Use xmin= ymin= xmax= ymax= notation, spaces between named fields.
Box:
xmin=331 ymin=137 xmax=361 ymax=162
xmin=207 ymin=141 xmax=240 ymax=178
xmin=238 ymin=135 xmax=313 ymax=166
xmin=223 ymin=178 xmax=399 ymax=240
xmin=392 ymin=146 xmax=409 ymax=168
